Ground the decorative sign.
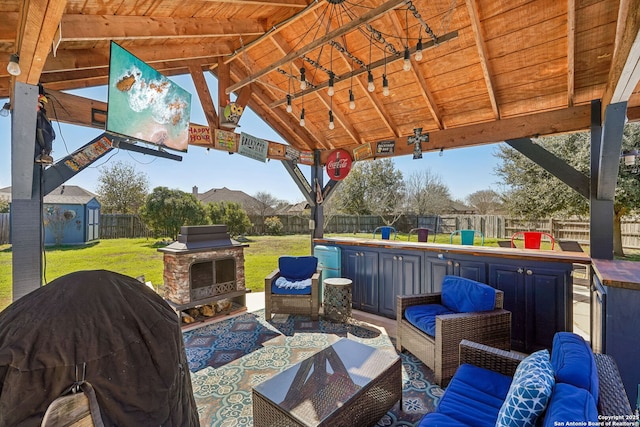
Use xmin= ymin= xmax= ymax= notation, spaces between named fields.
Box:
xmin=298 ymin=151 xmax=314 ymax=165
xmin=64 ymin=135 xmax=113 ymax=172
xmin=215 ymin=129 xmax=237 ymax=152
xmin=408 ymin=127 xmax=429 ymax=160
xmin=292 ymin=164 xmax=312 ymax=194
xmin=353 ymin=143 xmax=372 ymax=161
xmin=188 ymin=124 xmax=211 ymax=147
xmin=220 ymin=101 xmax=244 ymax=128
xmin=285 ymin=145 xmax=300 ymax=162
xmin=325 ymin=148 xmax=352 ymax=181
xmin=376 ymin=140 xmax=395 ymax=155
xmin=238 ymin=132 xmax=268 ymax=162
xmin=268 ymin=142 xmax=286 ymax=159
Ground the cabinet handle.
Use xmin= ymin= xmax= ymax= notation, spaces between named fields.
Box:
xmin=526 ymin=269 xmax=533 ymax=275
xmin=517 ymin=268 xmax=524 ymax=274
xmin=393 ymin=256 xmax=397 ymax=260
xmin=447 ymin=260 xmax=453 ymax=266
xmin=398 ymin=256 xmax=402 ymax=261
xmin=455 ymin=262 xmax=460 ymax=268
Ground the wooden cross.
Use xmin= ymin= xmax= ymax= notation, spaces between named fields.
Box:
xmin=407 ymin=127 xmax=429 ymax=159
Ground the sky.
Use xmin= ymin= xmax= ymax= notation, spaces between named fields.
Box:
xmin=0 ymin=73 xmax=504 ymax=204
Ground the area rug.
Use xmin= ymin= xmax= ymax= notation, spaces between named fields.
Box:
xmin=184 ymin=310 xmax=443 ymax=427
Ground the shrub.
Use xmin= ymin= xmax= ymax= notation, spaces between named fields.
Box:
xmin=264 ymin=216 xmax=283 ymax=235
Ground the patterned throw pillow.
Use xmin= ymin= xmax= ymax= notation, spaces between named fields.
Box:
xmin=495 ymin=350 xmax=555 ymax=427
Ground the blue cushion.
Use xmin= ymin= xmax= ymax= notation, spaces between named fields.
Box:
xmin=418 ymin=412 xmax=471 ymax=427
xmin=271 ymin=282 xmax=312 ymax=295
xmin=496 ymin=350 xmax=555 ymax=427
xmin=404 ymin=304 xmax=455 ymax=337
xmin=542 ymin=383 xmax=598 ymax=427
xmin=435 ymin=364 xmax=512 ymax=427
xmin=278 ymin=256 xmax=318 ymax=281
xmin=551 ymin=332 xmax=598 ymax=398
xmin=441 ymin=276 xmax=496 ymax=313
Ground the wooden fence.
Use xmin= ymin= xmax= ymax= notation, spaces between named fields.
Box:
xmin=1 ymin=213 xmax=639 ymax=250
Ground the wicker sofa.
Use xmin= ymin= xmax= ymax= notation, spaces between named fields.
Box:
xmin=418 ymin=334 xmax=633 ymax=426
xmin=396 ymin=275 xmax=511 ymax=386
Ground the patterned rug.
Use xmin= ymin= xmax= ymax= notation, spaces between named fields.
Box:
xmin=184 ymin=310 xmax=443 ymax=426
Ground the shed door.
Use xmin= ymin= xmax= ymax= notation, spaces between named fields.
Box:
xmin=87 ymin=208 xmax=99 ymax=240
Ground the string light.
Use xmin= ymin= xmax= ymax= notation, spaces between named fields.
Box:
xmin=328 ymin=73 xmax=335 ymax=97
xmin=299 ymin=67 xmax=307 ymax=90
xmin=382 ymin=75 xmax=389 ymax=97
xmin=403 ymin=47 xmax=411 ymax=71
xmin=367 ymin=71 xmax=375 ymax=92
xmin=415 ymin=38 xmax=423 ymax=61
xmin=349 ymin=89 xmax=356 ymax=110
xmin=300 ymin=108 xmax=305 ymax=127
xmin=328 ymin=110 xmax=335 ymax=130
xmin=286 ymin=95 xmax=292 ymax=113
xmin=7 ymin=54 xmax=20 ymax=76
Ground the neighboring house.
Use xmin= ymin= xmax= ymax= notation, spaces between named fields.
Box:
xmin=277 ymin=201 xmax=309 ymax=215
xmin=444 ymin=201 xmax=477 ymax=215
xmin=0 ymin=185 xmax=100 ymax=245
xmin=193 ymin=186 xmax=275 ymax=215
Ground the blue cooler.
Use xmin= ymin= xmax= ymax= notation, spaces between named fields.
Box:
xmin=313 ymin=245 xmax=342 ymax=303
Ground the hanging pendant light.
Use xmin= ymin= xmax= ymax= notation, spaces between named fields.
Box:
xmin=403 ymin=47 xmax=411 ymax=71
xmin=299 ymin=67 xmax=307 ymax=90
xmin=415 ymin=38 xmax=423 ymax=61
xmin=286 ymin=95 xmax=292 ymax=113
xmin=367 ymin=71 xmax=375 ymax=92
xmin=328 ymin=110 xmax=335 ymax=130
xmin=300 ymin=108 xmax=305 ymax=127
xmin=382 ymin=75 xmax=389 ymax=97
xmin=349 ymin=89 xmax=356 ymax=110
xmin=328 ymin=73 xmax=335 ymax=97
xmin=6 ymin=53 xmax=20 ymax=76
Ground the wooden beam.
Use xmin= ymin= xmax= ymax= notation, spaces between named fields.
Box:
xmin=189 ymin=63 xmax=218 ymax=130
xmin=465 ymin=0 xmax=499 ymax=118
xmin=15 ymin=0 xmax=68 ymax=86
xmin=601 ymin=0 xmax=640 ymax=109
xmin=217 ymin=57 xmax=231 ymax=128
xmin=319 ymin=105 xmax=592 ymax=163
xmin=44 ymin=89 xmax=107 ymax=128
xmin=201 ymin=0 xmax=308 ymax=7
xmin=566 ymin=0 xmax=575 ymax=107
xmin=56 ymin=15 xmax=266 ymax=42
xmin=226 ymin=0 xmax=407 ymax=94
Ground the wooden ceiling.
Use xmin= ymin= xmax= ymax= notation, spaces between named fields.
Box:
xmin=1 ymin=0 xmax=639 ymax=164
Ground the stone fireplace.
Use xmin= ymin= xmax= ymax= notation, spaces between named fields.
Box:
xmin=159 ymin=225 xmax=247 ymax=316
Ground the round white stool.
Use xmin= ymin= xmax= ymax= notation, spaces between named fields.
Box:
xmin=323 ymin=278 xmax=352 ymax=322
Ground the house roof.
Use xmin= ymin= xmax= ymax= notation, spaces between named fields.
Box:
xmin=0 ymin=185 xmax=98 ymax=205
xmin=196 ymin=187 xmax=259 ymax=208
xmin=1 ymin=0 xmax=638 ymax=165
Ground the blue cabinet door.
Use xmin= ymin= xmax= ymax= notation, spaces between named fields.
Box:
xmin=379 ymin=252 xmax=421 ymax=318
xmin=343 ymin=249 xmax=378 ymax=312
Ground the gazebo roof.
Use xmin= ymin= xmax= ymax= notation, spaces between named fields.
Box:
xmin=1 ymin=0 xmax=639 ymax=162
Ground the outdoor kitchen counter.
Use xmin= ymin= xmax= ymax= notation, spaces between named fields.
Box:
xmin=313 ymin=237 xmax=591 ymax=353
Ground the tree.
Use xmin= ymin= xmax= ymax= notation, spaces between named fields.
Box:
xmin=251 ymin=191 xmax=280 ymax=233
xmin=207 ymin=201 xmax=252 ymax=237
xmin=466 ymin=189 xmax=503 ymax=214
xmin=96 ymin=161 xmax=149 ymax=214
xmin=0 ymin=197 xmax=8 ymax=213
xmin=495 ymin=123 xmax=640 ymax=256
xmin=333 ymin=159 xmax=405 ymax=224
xmin=140 ymin=187 xmax=208 ymax=240
xmin=404 ymin=170 xmax=451 ymax=215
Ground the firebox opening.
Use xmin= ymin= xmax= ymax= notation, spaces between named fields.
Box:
xmin=190 ymin=258 xmax=236 ymax=301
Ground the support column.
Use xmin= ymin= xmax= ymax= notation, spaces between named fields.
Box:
xmin=310 ymin=150 xmax=324 ymax=242
xmin=11 ymin=82 xmax=43 ymax=300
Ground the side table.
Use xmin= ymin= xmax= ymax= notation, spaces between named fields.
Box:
xmin=323 ymin=277 xmax=352 ymax=322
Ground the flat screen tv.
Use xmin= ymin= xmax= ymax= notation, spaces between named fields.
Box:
xmin=107 ymin=42 xmax=191 ymax=152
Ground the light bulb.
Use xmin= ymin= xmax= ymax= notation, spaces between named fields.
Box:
xmin=299 ymin=108 xmax=305 ymax=127
xmin=286 ymin=95 xmax=292 ymax=113
xmin=299 ymin=67 xmax=306 ymax=90
xmin=367 ymin=71 xmax=375 ymax=92
xmin=403 ymin=48 xmax=411 ymax=71
xmin=415 ymin=39 xmax=423 ymax=61
xmin=328 ymin=110 xmax=335 ymax=129
xmin=7 ymin=54 xmax=20 ymax=76
xmin=382 ymin=75 xmax=389 ymax=97
xmin=328 ymin=74 xmax=335 ymax=97
xmin=349 ymin=90 xmax=355 ymax=110
xmin=0 ymin=102 xmax=10 ymax=117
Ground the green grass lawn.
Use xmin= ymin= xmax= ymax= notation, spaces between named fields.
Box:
xmin=1 ymin=233 xmax=637 ymax=312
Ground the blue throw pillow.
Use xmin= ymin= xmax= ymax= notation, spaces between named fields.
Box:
xmin=542 ymin=383 xmax=598 ymax=427
xmin=441 ymin=275 xmax=496 ymax=313
xmin=278 ymin=256 xmax=318 ymax=281
xmin=551 ymin=332 xmax=598 ymax=398
xmin=496 ymin=350 xmax=555 ymax=427
xmin=404 ymin=304 xmax=455 ymax=337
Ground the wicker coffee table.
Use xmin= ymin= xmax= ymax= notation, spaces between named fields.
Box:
xmin=252 ymin=338 xmax=402 ymax=427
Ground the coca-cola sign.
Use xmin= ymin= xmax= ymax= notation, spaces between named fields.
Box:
xmin=325 ymin=148 xmax=352 ymax=181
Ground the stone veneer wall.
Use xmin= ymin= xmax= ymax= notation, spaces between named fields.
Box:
xmin=163 ymin=246 xmax=246 ymax=305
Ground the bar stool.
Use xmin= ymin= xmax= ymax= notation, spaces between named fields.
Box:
xmin=323 ymin=278 xmax=352 ymax=322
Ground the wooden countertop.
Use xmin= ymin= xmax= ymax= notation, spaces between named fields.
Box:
xmin=314 ymin=237 xmax=592 ymax=265
xmin=592 ymin=258 xmax=640 ymax=291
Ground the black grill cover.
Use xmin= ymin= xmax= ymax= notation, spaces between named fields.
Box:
xmin=0 ymin=270 xmax=199 ymax=427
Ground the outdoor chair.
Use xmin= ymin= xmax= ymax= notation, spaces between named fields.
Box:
xmin=373 ymin=226 xmax=397 ymax=240
xmin=449 ymin=229 xmax=484 ymax=245
xmin=396 ymin=275 xmax=511 ymax=386
xmin=511 ymin=231 xmax=555 ymax=250
xmin=265 ymin=255 xmax=320 ymax=321
xmin=408 ymin=228 xmax=432 ymax=242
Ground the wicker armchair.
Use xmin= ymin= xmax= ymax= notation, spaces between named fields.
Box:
xmin=396 ymin=279 xmax=511 ymax=386
xmin=265 ymin=256 xmax=320 ymax=321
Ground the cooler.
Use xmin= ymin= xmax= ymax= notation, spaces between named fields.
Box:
xmin=314 ymin=245 xmax=342 ymax=303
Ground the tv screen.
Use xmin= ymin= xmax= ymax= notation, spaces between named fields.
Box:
xmin=107 ymin=42 xmax=191 ymax=152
